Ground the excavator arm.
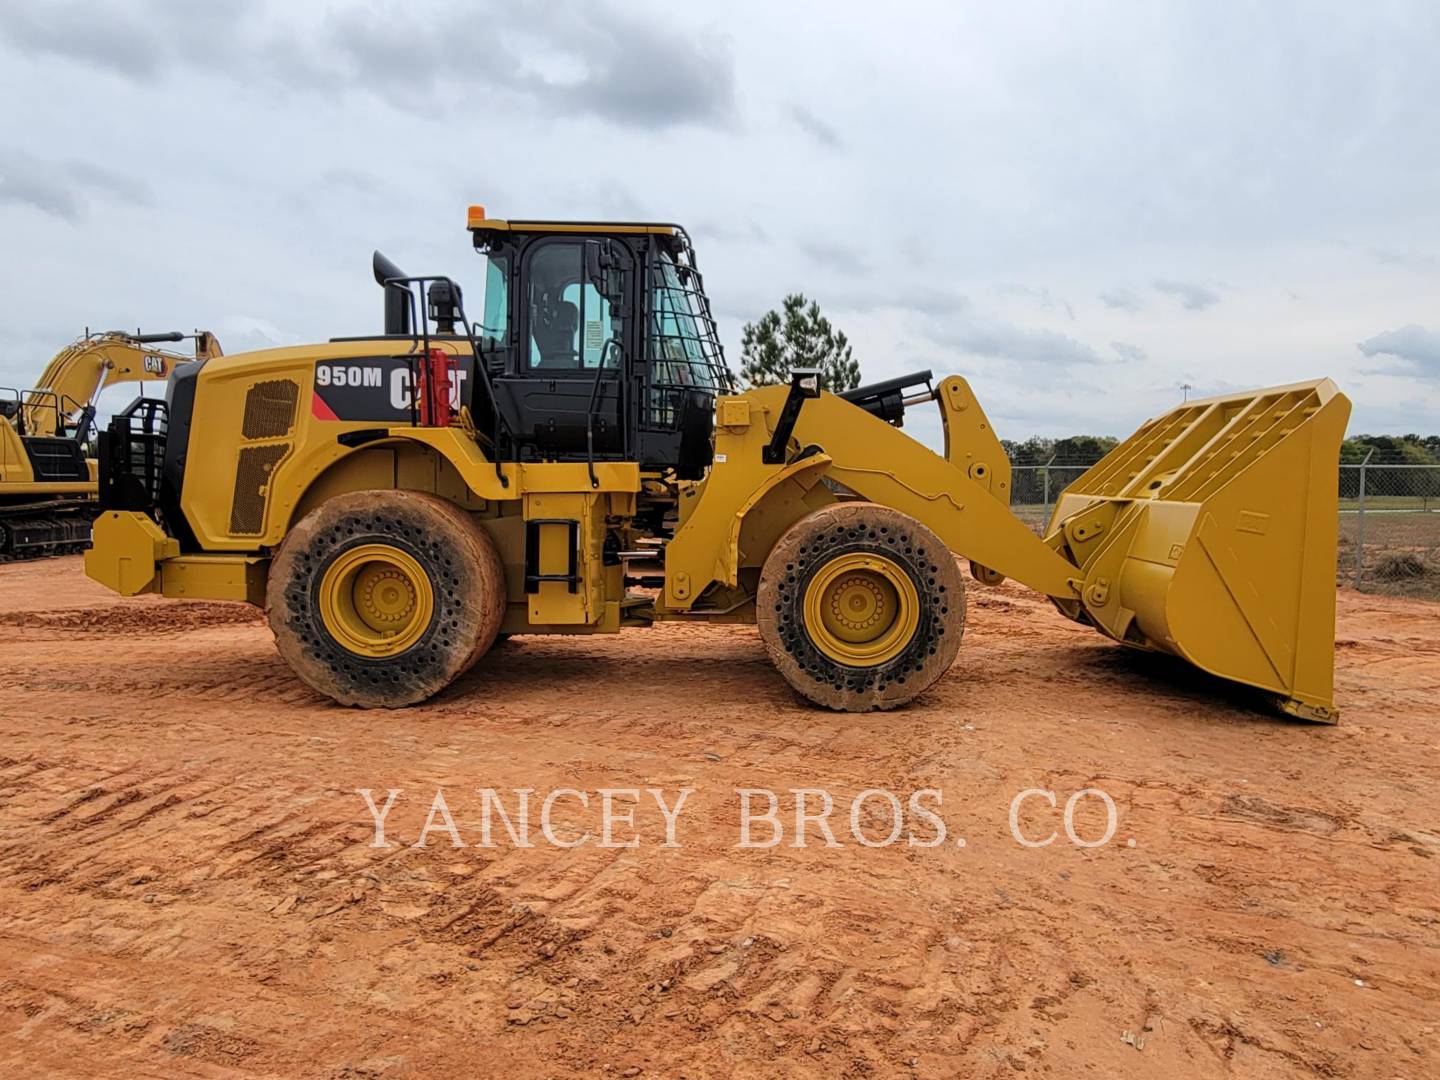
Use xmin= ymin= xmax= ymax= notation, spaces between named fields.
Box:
xmin=18 ymin=330 xmax=221 ymax=438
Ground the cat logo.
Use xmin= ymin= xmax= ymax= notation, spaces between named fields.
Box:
xmin=143 ymin=355 xmax=168 ymax=376
xmin=311 ymin=355 xmax=474 ymax=422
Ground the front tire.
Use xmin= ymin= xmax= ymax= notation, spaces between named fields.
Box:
xmin=757 ymin=503 xmax=966 ymax=711
xmin=266 ymin=490 xmax=505 ymax=707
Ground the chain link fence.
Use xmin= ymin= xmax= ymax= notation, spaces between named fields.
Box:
xmin=1008 ymin=462 xmax=1094 ymax=533
xmin=1339 ymin=462 xmax=1440 ymax=596
xmin=1009 ymin=460 xmax=1440 ymax=599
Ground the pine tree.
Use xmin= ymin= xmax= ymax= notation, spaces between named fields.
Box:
xmin=739 ymin=294 xmax=861 ymax=391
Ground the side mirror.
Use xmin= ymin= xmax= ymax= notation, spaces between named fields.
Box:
xmin=584 ymin=240 xmax=628 ymax=322
xmin=606 ymin=268 xmax=630 ymax=322
xmin=583 ymin=240 xmax=611 ymax=285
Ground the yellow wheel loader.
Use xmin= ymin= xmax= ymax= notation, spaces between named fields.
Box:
xmin=1 ymin=329 xmax=221 ymax=559
xmin=84 ymin=211 xmax=1350 ymax=719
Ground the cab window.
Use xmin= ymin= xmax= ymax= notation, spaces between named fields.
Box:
xmin=479 ymin=253 xmax=510 ymax=343
xmin=527 ymin=242 xmax=617 ymax=370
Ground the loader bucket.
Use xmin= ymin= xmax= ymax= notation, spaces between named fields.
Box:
xmin=1044 ymin=379 xmax=1351 ymax=721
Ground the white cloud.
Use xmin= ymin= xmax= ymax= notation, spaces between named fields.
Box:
xmin=2 ymin=0 xmax=736 ymax=130
xmin=938 ymin=319 xmax=1102 ymax=368
xmin=788 ymin=105 xmax=842 ymax=148
xmin=1099 ymin=289 xmax=1145 ymax=312
xmin=0 ymin=149 xmax=149 ymax=220
xmin=1153 ymin=278 xmax=1221 ymax=311
xmin=1357 ymin=325 xmax=1440 ymax=378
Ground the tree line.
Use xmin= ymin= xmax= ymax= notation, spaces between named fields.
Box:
xmin=1340 ymin=434 xmax=1440 ymax=465
xmin=1338 ymin=435 xmax=1440 ymax=500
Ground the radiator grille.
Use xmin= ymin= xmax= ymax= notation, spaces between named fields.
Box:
xmin=241 ymin=379 xmax=299 ymax=440
xmin=230 ymin=443 xmax=290 ymax=535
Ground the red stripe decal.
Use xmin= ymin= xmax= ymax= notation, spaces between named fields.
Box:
xmin=311 ymin=393 xmax=339 ymax=421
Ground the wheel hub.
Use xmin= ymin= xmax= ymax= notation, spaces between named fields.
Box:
xmin=829 ymin=575 xmax=886 ymax=633
xmin=318 ymin=544 xmax=434 ymax=657
xmin=803 ymin=553 xmax=920 ymax=667
xmin=357 ymin=566 xmax=417 ymax=628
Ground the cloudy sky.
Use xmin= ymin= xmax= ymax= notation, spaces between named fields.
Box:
xmin=2 ymin=0 xmax=1437 ymax=446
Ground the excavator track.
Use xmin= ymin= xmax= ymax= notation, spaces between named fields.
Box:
xmin=0 ymin=499 xmax=100 ymax=561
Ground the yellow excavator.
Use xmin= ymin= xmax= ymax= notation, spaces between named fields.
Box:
xmin=84 ymin=211 xmax=1350 ymax=719
xmin=1 ymin=329 xmax=221 ymax=558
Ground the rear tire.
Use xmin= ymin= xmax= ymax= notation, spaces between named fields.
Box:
xmin=266 ymin=490 xmax=505 ymax=707
xmin=757 ymin=503 xmax=966 ymax=711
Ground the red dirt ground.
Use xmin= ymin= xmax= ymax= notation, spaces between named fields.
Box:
xmin=1 ymin=557 xmax=1436 ymax=1078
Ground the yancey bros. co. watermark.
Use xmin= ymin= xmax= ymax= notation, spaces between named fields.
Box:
xmin=356 ymin=786 xmax=1129 ymax=851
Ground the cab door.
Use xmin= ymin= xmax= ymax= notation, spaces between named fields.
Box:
xmin=497 ymin=237 xmax=633 ymax=460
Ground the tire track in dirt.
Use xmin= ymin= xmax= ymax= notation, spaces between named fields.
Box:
xmin=0 ymin=601 xmax=264 ymax=636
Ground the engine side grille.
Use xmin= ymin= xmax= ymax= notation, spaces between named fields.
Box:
xmin=241 ymin=379 xmax=299 ymax=440
xmin=229 ymin=443 xmax=290 ymax=535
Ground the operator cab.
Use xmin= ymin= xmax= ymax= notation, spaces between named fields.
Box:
xmin=0 ymin=387 xmax=93 ymax=482
xmin=465 ymin=212 xmax=732 ymax=478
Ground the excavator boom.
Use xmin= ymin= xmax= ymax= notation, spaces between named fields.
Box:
xmin=19 ymin=330 xmax=220 ymax=438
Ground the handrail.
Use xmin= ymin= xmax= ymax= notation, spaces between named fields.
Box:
xmin=374 ymin=271 xmax=511 ymax=490
xmin=584 ymin=338 xmax=622 ymax=489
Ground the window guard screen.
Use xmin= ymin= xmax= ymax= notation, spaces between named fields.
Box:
xmin=644 ymin=239 xmax=733 ymax=430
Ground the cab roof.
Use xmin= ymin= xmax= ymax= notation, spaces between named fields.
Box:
xmin=466 ymin=206 xmax=677 ymax=236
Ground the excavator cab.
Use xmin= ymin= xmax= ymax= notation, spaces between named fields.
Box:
xmin=0 ymin=388 xmax=91 ymax=482
xmin=464 ymin=214 xmax=732 ymax=478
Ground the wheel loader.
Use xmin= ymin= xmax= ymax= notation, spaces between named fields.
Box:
xmin=1 ymin=329 xmax=221 ymax=558
xmin=84 ymin=210 xmax=1351 ymax=719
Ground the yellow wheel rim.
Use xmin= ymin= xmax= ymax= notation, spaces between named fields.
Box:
xmin=802 ymin=553 xmax=920 ymax=667
xmin=318 ymin=544 xmax=434 ymax=658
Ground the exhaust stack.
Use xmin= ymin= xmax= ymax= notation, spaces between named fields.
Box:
xmin=373 ymin=251 xmax=413 ymax=336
